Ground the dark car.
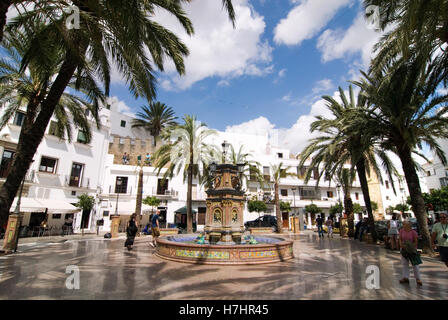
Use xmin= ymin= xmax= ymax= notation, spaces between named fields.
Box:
xmin=244 ymin=215 xmax=278 ymax=232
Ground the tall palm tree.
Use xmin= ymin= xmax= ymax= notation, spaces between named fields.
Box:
xmin=299 ymin=86 xmax=400 ymax=241
xmin=0 ymin=26 xmax=104 ymax=226
xmin=153 ymin=115 xmax=217 ymax=233
xmin=132 ymin=102 xmax=177 ymax=147
xmin=269 ymin=162 xmax=296 ymax=234
xmin=336 ymin=168 xmax=356 ymax=237
xmin=352 ymin=54 xmax=448 ymax=253
xmin=227 ymin=144 xmax=264 ymax=188
xmin=0 ymin=0 xmax=237 ymax=43
xmin=0 ymin=0 xmax=194 ymax=224
xmin=364 ymin=0 xmax=448 ymax=82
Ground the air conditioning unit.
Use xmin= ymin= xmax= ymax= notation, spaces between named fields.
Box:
xmin=322 ymin=198 xmax=328 ymax=201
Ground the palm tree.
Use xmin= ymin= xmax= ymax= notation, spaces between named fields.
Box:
xmin=352 ymin=54 xmax=448 ymax=253
xmin=336 ymin=168 xmax=356 ymax=237
xmin=0 ymin=26 xmax=104 ymax=226
xmin=363 ymin=0 xmax=448 ymax=81
xmin=153 ymin=115 xmax=218 ymax=233
xmin=132 ymin=102 xmax=177 ymax=147
xmin=269 ymin=162 xmax=296 ymax=234
xmin=0 ymin=0 xmax=237 ymax=43
xmin=0 ymin=0 xmax=194 ymax=224
xmin=299 ymin=86 xmax=400 ymax=241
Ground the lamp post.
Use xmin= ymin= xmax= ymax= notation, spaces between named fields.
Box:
xmin=291 ymin=187 xmax=297 ymax=234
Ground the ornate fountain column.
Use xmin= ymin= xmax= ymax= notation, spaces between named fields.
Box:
xmin=205 ymin=164 xmax=245 ymax=244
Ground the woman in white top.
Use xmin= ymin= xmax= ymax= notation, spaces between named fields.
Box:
xmin=387 ymin=213 xmax=399 ymax=250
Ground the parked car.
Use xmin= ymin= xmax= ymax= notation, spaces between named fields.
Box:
xmin=244 ymin=215 xmax=278 ymax=232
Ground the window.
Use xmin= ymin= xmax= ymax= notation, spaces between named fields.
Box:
xmin=13 ymin=111 xmax=26 ymax=126
xmin=120 ymin=120 xmax=126 ymax=128
xmin=280 ymin=189 xmax=288 ymax=196
xmin=0 ymin=150 xmax=15 ymax=178
xmin=313 ymin=168 xmax=319 ymax=180
xmin=355 ymin=192 xmax=359 ymax=200
xmin=157 ymin=178 xmax=169 ymax=195
xmin=52 ymin=214 xmax=62 ymax=219
xmin=327 ymin=191 xmax=334 ymax=198
xmin=386 ymin=196 xmax=390 ymax=200
xmin=385 ymin=180 xmax=389 ymax=189
xmin=71 ymin=191 xmax=76 ymax=196
xmin=299 ymin=187 xmax=318 ymax=199
xmin=277 ymin=153 xmax=283 ymax=158
xmin=69 ymin=163 xmax=84 ymax=187
xmin=103 ymin=210 xmax=110 ymax=217
xmin=77 ymin=130 xmax=88 ymax=144
xmin=263 ymin=166 xmax=270 ymax=175
xmin=115 ymin=176 xmax=128 ymax=193
xmin=48 ymin=121 xmax=64 ymax=138
xmin=39 ymin=156 xmax=57 ymax=173
xmin=427 ymin=171 xmax=431 ymax=177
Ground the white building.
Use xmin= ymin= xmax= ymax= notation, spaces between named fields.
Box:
xmin=0 ymin=105 xmax=111 ymax=234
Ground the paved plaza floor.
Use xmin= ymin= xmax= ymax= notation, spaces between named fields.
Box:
xmin=0 ymin=232 xmax=447 ymax=300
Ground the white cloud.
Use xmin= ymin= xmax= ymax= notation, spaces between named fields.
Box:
xmin=274 ymin=0 xmax=354 ymax=46
xmin=217 ymin=80 xmax=230 ymax=87
xmin=153 ymin=0 xmax=273 ymax=90
xmin=278 ymin=68 xmax=287 ymax=78
xmin=225 ymin=116 xmax=275 ymax=138
xmin=312 ymin=79 xmax=334 ymax=94
xmin=317 ymin=13 xmax=380 ymax=69
xmin=226 ymin=91 xmax=347 ymax=154
xmin=438 ymin=87 xmax=448 ymax=96
xmin=107 ymin=97 xmax=136 ymax=118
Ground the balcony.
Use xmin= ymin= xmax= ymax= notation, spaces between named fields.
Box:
xmin=0 ymin=169 xmax=36 ymax=183
xmin=65 ymin=175 xmax=90 ymax=189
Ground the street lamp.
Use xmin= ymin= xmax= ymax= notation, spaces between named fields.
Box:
xmin=221 ymin=140 xmax=230 ymax=163
xmin=291 ymin=187 xmax=297 ymax=234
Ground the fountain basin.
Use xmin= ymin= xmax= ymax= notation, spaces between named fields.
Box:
xmin=155 ymin=234 xmax=294 ymax=265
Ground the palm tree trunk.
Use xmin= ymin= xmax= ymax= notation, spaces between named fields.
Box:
xmin=274 ymin=182 xmax=282 ymax=233
xmin=186 ymin=149 xmax=194 ymax=233
xmin=135 ymin=167 xmax=143 ymax=232
xmin=0 ymin=54 xmax=80 ymax=225
xmin=345 ymin=195 xmax=354 ymax=237
xmin=0 ymin=0 xmax=11 ymax=43
xmin=397 ymin=145 xmax=432 ymax=254
xmin=356 ymin=159 xmax=377 ymax=242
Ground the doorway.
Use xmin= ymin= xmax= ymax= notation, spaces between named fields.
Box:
xmin=282 ymin=212 xmax=289 ymax=229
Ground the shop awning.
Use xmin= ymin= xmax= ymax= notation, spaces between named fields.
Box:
xmin=10 ymin=197 xmax=46 ymax=213
xmin=10 ymin=198 xmax=80 ymax=214
xmin=37 ymin=199 xmax=80 ymax=214
xmin=114 ymin=202 xmax=153 ymax=215
xmin=175 ymin=206 xmax=197 ymax=214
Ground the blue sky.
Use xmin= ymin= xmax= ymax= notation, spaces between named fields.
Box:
xmin=108 ymin=0 xmax=382 ymax=153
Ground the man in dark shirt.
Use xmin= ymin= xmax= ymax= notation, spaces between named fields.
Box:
xmin=316 ymin=215 xmax=324 ymax=238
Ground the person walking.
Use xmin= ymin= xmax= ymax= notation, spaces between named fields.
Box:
xmin=151 ymin=210 xmax=161 ymax=247
xmin=316 ymin=215 xmax=324 ymax=239
xmin=124 ymin=214 xmax=138 ymax=251
xmin=399 ymin=220 xmax=423 ymax=286
xmin=431 ymin=212 xmax=448 ymax=268
xmin=359 ymin=218 xmax=369 ymax=242
xmin=387 ymin=213 xmax=399 ymax=250
xmin=326 ymin=217 xmax=333 ymax=238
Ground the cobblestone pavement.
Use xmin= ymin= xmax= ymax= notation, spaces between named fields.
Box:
xmin=0 ymin=232 xmax=447 ymax=300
